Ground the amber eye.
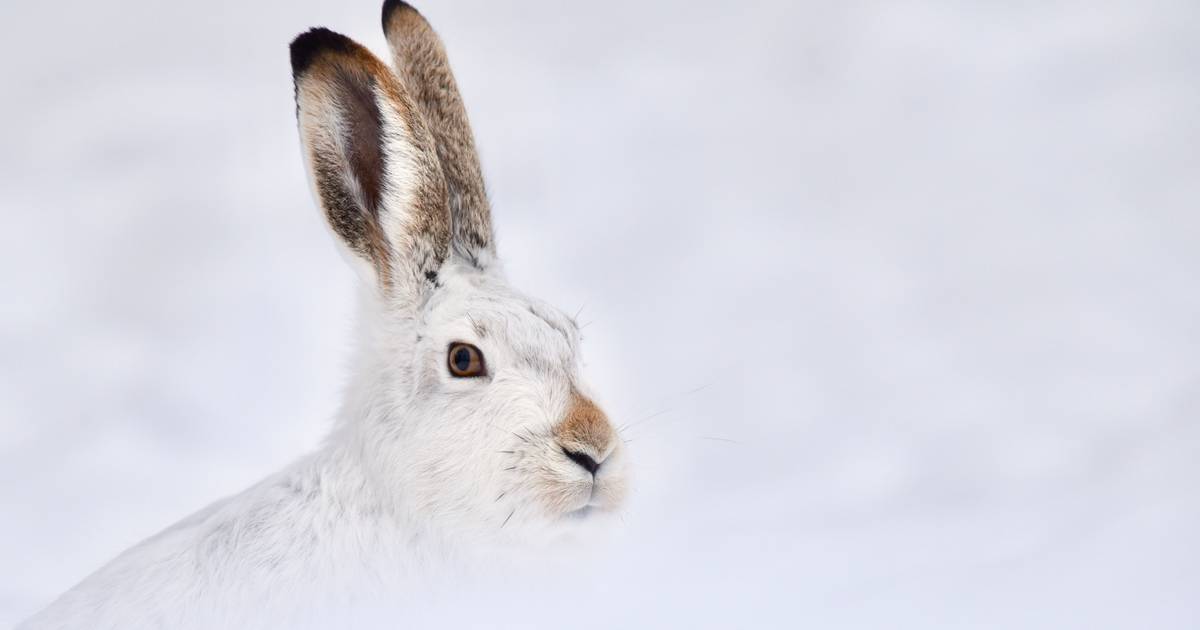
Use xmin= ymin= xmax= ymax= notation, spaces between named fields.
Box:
xmin=447 ymin=342 xmax=486 ymax=377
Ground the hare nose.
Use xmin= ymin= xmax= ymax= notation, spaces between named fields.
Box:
xmin=562 ymin=447 xmax=601 ymax=475
xmin=553 ymin=391 xmax=616 ymax=473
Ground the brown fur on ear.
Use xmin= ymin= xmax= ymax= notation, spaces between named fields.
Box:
xmin=382 ymin=1 xmax=495 ymax=268
xmin=291 ymin=27 xmax=450 ymax=291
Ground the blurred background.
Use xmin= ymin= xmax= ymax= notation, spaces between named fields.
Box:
xmin=1 ymin=0 xmax=1198 ymax=627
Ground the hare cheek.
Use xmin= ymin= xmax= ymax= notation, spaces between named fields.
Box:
xmin=526 ymin=461 xmax=591 ymax=516
xmin=592 ymin=473 xmax=628 ymax=511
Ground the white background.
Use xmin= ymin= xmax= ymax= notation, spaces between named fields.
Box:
xmin=1 ymin=0 xmax=1198 ymax=627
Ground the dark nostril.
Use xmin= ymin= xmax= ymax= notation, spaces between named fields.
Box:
xmin=562 ymin=447 xmax=600 ymax=475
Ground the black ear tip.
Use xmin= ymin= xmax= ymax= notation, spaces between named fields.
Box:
xmin=382 ymin=0 xmax=419 ymax=29
xmin=289 ymin=27 xmax=357 ymax=76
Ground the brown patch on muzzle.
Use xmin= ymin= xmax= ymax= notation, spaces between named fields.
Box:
xmin=553 ymin=391 xmax=615 ymax=458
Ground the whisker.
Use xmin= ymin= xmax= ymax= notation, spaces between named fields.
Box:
xmin=621 ymin=408 xmax=671 ymax=433
xmin=631 ymin=418 xmax=693 ymax=444
xmin=486 ymin=422 xmax=531 ymax=444
xmin=501 ymin=509 xmax=516 ymax=529
xmin=698 ymin=436 xmax=743 ymax=445
xmin=495 ymin=492 xmax=506 ymax=502
xmin=620 ymin=383 xmax=713 ymax=434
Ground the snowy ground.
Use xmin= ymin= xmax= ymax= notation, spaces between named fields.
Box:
xmin=1 ymin=0 xmax=1198 ymax=627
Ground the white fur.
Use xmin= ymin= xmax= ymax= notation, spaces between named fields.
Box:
xmin=22 ymin=28 xmax=626 ymax=628
xmin=21 ymin=258 xmax=627 ymax=629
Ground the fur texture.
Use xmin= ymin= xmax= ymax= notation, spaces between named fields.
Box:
xmin=21 ymin=3 xmax=626 ymax=628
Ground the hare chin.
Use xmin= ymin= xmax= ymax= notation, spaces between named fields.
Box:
xmin=543 ymin=479 xmax=626 ymax=522
xmin=563 ymin=505 xmax=598 ymax=520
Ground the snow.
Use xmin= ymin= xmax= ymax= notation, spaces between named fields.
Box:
xmin=1 ymin=0 xmax=1198 ymax=626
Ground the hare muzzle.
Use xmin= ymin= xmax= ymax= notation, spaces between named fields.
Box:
xmin=554 ymin=393 xmax=615 ymax=470
xmin=545 ymin=392 xmax=626 ymax=515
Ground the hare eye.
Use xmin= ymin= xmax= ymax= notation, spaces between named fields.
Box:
xmin=447 ymin=342 xmax=486 ymax=377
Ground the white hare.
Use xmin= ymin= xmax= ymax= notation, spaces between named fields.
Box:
xmin=22 ymin=2 xmax=626 ymax=627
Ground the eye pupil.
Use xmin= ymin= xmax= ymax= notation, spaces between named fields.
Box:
xmin=454 ymin=347 xmax=472 ymax=372
xmin=448 ymin=342 xmax=485 ymax=377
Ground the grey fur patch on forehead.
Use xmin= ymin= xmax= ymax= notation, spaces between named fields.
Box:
xmin=524 ymin=301 xmax=579 ymax=344
xmin=471 ymin=296 xmax=579 ymax=349
xmin=426 ymin=266 xmax=580 ymax=362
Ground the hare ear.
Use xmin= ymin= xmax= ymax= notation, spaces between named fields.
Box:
xmin=381 ymin=1 xmax=495 ymax=269
xmin=290 ymin=27 xmax=450 ymax=297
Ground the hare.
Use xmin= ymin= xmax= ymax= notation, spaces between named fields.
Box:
xmin=21 ymin=1 xmax=626 ymax=627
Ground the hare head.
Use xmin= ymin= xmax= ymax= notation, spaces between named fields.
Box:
xmin=289 ymin=1 xmax=626 ymax=540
